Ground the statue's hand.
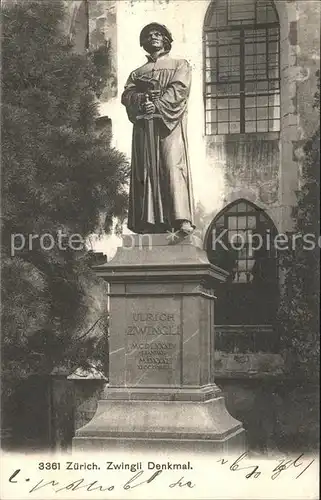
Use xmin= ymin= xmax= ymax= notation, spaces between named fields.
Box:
xmin=149 ymin=89 xmax=161 ymax=102
xmin=142 ymin=101 xmax=156 ymax=114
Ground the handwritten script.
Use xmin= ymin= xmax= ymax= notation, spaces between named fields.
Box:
xmin=217 ymin=452 xmax=315 ymax=480
xmin=8 ymin=469 xmax=194 ymax=494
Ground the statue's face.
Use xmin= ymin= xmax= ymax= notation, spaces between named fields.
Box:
xmin=142 ymin=28 xmax=165 ymax=53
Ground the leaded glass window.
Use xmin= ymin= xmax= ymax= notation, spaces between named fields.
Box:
xmin=207 ymin=200 xmax=278 ymax=284
xmin=204 ymin=0 xmax=280 ymax=135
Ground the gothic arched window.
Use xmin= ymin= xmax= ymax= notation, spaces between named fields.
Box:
xmin=205 ymin=199 xmax=279 ymax=325
xmin=203 ymin=0 xmax=280 ymax=135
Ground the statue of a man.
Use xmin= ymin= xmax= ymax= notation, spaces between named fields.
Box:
xmin=121 ymin=23 xmax=195 ymax=235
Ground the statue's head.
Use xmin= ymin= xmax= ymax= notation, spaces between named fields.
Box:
xmin=140 ymin=23 xmax=173 ymax=54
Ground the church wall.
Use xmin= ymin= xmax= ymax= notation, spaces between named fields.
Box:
xmin=276 ymin=1 xmax=320 ymax=232
xmin=93 ymin=0 xmax=320 ymax=235
xmin=88 ymin=0 xmax=118 ymax=100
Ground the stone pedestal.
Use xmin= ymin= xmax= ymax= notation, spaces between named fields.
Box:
xmin=72 ymin=234 xmax=246 ymax=452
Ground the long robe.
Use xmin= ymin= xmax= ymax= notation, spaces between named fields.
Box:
xmin=121 ymin=52 xmax=194 ymax=234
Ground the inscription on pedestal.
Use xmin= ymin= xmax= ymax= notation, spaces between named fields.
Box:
xmin=125 ymin=308 xmax=181 ymax=385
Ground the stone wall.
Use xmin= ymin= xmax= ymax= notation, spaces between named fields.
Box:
xmin=218 ymin=377 xmax=319 ymax=452
xmin=63 ymin=1 xmax=117 ymax=99
xmin=277 ymin=0 xmax=320 ymax=232
xmin=51 ymin=376 xmax=75 ymax=450
xmin=215 ymin=325 xmax=280 ymax=353
xmin=72 ymin=380 xmax=106 ymax=431
xmin=88 ymin=0 xmax=117 ymax=101
xmin=205 ymin=134 xmax=280 ymax=224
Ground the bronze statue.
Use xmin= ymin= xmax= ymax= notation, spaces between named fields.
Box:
xmin=121 ymin=23 xmax=195 ymax=235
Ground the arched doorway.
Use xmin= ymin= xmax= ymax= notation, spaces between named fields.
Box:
xmin=205 ymin=199 xmax=279 ymax=326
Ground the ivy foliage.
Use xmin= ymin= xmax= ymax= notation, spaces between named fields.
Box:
xmin=278 ymin=71 xmax=320 ymax=381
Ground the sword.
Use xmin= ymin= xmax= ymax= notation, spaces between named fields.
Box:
xmin=137 ymin=93 xmax=162 ymax=223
